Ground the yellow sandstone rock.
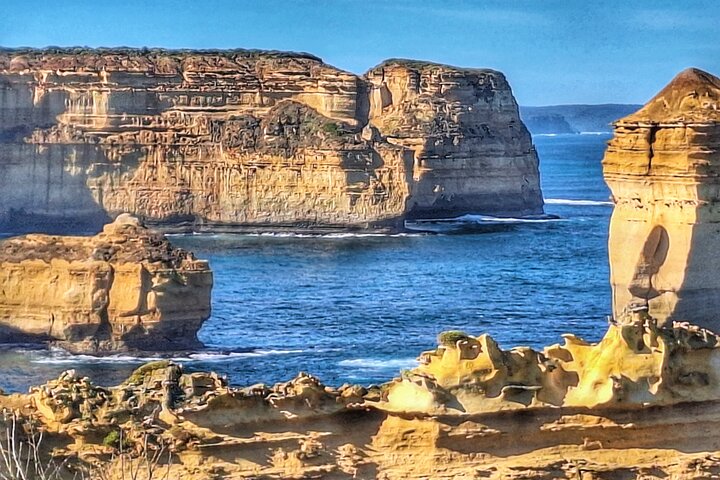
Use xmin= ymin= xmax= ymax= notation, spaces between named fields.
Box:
xmin=0 ymin=48 xmax=542 ymax=233
xmin=0 ymin=214 xmax=212 ymax=352
xmin=603 ymin=68 xmax=720 ymax=329
xmin=3 ymin=317 xmax=720 ymax=479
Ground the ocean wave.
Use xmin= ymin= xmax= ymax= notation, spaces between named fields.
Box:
xmin=452 ymin=214 xmax=565 ymax=224
xmin=30 ymin=348 xmax=304 ymax=365
xmin=532 ymin=132 xmax=612 ymax=137
xmin=171 ymin=232 xmax=424 ymax=239
xmin=338 ymin=357 xmax=418 ymax=370
xmin=544 ymin=198 xmax=613 ymax=206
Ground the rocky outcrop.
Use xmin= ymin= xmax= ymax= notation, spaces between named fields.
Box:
xmin=0 ymin=48 xmax=542 ymax=233
xmin=0 ymin=214 xmax=212 ymax=352
xmin=603 ymin=68 xmax=720 ymax=329
xmin=3 ymin=317 xmax=720 ymax=479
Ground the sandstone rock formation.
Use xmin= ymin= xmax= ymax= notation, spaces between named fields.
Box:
xmin=0 ymin=48 xmax=542 ymax=233
xmin=603 ymin=68 xmax=720 ymax=329
xmin=3 ymin=316 xmax=720 ymax=479
xmin=0 ymin=214 xmax=212 ymax=352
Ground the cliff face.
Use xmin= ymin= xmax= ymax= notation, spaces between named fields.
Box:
xmin=367 ymin=60 xmax=542 ymax=218
xmin=603 ymin=68 xmax=720 ymax=329
xmin=0 ymin=48 xmax=542 ymax=232
xmin=0 ymin=214 xmax=212 ymax=351
xmin=3 ymin=316 xmax=720 ymax=479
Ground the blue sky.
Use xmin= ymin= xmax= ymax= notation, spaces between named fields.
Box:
xmin=2 ymin=0 xmax=718 ymax=105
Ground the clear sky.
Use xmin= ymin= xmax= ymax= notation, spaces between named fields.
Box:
xmin=2 ymin=0 xmax=718 ymax=105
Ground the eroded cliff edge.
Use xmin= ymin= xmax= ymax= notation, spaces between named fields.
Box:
xmin=0 ymin=48 xmax=542 ymax=233
xmin=0 ymin=214 xmax=212 ymax=351
xmin=2 ymin=314 xmax=720 ymax=479
xmin=603 ymin=68 xmax=720 ymax=330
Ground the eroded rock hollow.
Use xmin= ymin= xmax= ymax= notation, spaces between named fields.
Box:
xmin=603 ymin=68 xmax=720 ymax=330
xmin=0 ymin=48 xmax=542 ymax=233
xmin=2 ymin=314 xmax=720 ymax=479
xmin=0 ymin=214 xmax=213 ymax=352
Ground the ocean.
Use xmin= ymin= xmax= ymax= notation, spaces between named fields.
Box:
xmin=0 ymin=133 xmax=614 ymax=392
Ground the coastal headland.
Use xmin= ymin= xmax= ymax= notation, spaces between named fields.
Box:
xmin=0 ymin=48 xmax=543 ymax=233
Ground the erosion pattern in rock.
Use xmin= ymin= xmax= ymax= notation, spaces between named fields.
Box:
xmin=3 ymin=316 xmax=720 ymax=479
xmin=0 ymin=48 xmax=542 ymax=232
xmin=0 ymin=215 xmax=212 ymax=351
xmin=603 ymin=68 xmax=720 ymax=329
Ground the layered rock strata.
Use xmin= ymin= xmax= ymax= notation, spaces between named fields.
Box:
xmin=0 ymin=48 xmax=542 ymax=232
xmin=0 ymin=214 xmax=212 ymax=352
xmin=3 ymin=316 xmax=720 ymax=479
xmin=603 ymin=68 xmax=720 ymax=329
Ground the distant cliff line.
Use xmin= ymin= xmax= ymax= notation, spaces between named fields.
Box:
xmin=0 ymin=47 xmax=542 ymax=233
xmin=520 ymin=104 xmax=642 ymax=135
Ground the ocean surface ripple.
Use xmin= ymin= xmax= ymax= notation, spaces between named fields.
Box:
xmin=0 ymin=133 xmax=614 ymax=392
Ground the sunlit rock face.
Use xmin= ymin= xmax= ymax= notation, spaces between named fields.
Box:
xmin=0 ymin=214 xmax=213 ymax=352
xmin=366 ymin=60 xmax=543 ymax=219
xmin=603 ymin=68 xmax=720 ymax=329
xmin=0 ymin=48 xmax=542 ymax=232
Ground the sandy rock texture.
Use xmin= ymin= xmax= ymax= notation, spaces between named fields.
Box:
xmin=0 ymin=48 xmax=542 ymax=233
xmin=0 ymin=214 xmax=212 ymax=352
xmin=2 ymin=316 xmax=720 ymax=479
xmin=603 ymin=68 xmax=720 ymax=330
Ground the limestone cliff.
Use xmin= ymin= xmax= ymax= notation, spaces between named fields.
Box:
xmin=0 ymin=214 xmax=212 ymax=351
xmin=0 ymin=48 xmax=542 ymax=232
xmin=603 ymin=68 xmax=720 ymax=329
xmin=3 ymin=317 xmax=720 ymax=479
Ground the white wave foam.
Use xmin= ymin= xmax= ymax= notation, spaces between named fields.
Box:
xmin=544 ymin=198 xmax=613 ymax=206
xmin=579 ymin=131 xmax=612 ymax=135
xmin=452 ymin=214 xmax=565 ymax=224
xmin=243 ymin=232 xmax=422 ymax=239
xmin=339 ymin=358 xmax=418 ymax=370
xmin=31 ymin=349 xmax=304 ymax=365
xmin=171 ymin=232 xmax=423 ymax=239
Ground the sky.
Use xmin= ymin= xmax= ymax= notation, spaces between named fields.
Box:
xmin=1 ymin=0 xmax=719 ymax=105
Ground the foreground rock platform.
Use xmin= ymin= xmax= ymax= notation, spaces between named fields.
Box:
xmin=2 ymin=314 xmax=720 ymax=479
xmin=0 ymin=214 xmax=212 ymax=352
xmin=0 ymin=48 xmax=542 ymax=233
xmin=604 ymin=68 xmax=720 ymax=331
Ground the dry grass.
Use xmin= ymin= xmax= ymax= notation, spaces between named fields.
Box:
xmin=0 ymin=410 xmax=66 ymax=480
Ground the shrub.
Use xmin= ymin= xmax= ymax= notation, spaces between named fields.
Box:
xmin=438 ymin=330 xmax=472 ymax=347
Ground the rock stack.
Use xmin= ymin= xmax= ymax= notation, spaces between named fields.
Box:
xmin=0 ymin=48 xmax=542 ymax=232
xmin=603 ymin=68 xmax=720 ymax=330
xmin=0 ymin=214 xmax=213 ymax=352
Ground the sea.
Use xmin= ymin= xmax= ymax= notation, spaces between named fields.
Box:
xmin=0 ymin=133 xmax=614 ymax=392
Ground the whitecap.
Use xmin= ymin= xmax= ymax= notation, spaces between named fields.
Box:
xmin=30 ymin=348 xmax=304 ymax=365
xmin=451 ymin=214 xmax=566 ymax=224
xmin=338 ymin=358 xmax=418 ymax=370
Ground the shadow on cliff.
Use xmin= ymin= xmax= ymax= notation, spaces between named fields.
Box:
xmin=620 ymin=195 xmax=720 ymax=332
xmin=0 ymin=108 xmax=115 ymax=234
xmin=433 ymin=401 xmax=720 ymax=457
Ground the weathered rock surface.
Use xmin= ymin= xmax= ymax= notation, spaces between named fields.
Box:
xmin=0 ymin=214 xmax=212 ymax=351
xmin=3 ymin=317 xmax=720 ymax=479
xmin=603 ymin=68 xmax=720 ymax=329
xmin=0 ymin=48 xmax=542 ymax=233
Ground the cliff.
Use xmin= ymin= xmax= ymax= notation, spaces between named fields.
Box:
xmin=0 ymin=214 xmax=212 ymax=352
xmin=0 ymin=48 xmax=542 ymax=233
xmin=3 ymin=316 xmax=720 ymax=479
xmin=603 ymin=68 xmax=720 ymax=329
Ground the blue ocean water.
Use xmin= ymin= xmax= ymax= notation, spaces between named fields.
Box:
xmin=0 ymin=133 xmax=614 ymax=392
